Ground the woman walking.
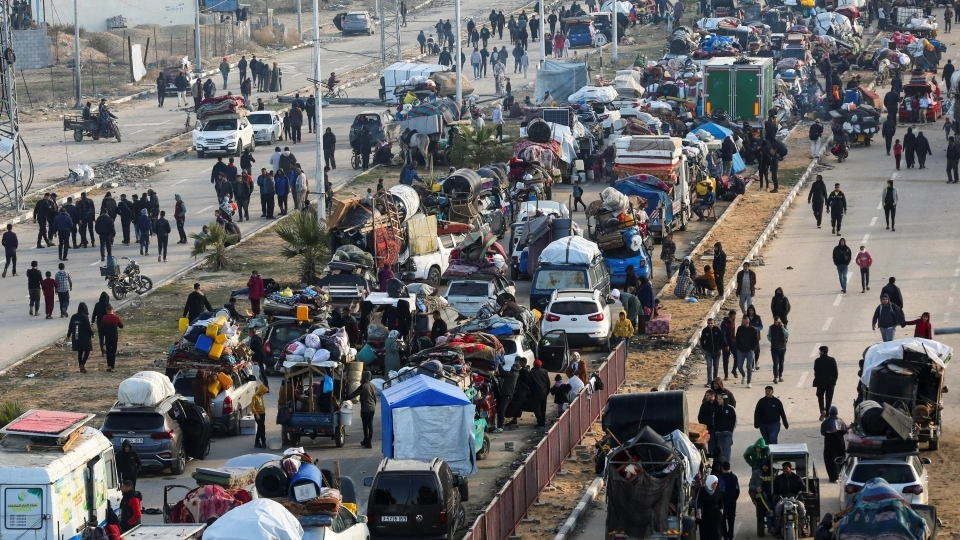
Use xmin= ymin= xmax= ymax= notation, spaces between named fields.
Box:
xmin=820 ymin=406 xmax=847 ymax=483
xmin=67 ymin=302 xmax=94 ymax=373
xmin=697 ymin=475 xmax=724 ymax=540
xmin=881 ymin=180 xmax=898 ymax=231
xmin=116 ymin=440 xmax=142 ymax=489
xmin=91 ymin=291 xmax=111 ymax=355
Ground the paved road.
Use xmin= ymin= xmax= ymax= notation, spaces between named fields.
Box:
xmin=573 ymin=101 xmax=960 ymax=540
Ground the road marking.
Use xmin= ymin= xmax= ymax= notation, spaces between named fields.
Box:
xmin=945 ymin=313 xmax=952 ymax=323
xmin=71 ymin=149 xmax=89 ymax=157
xmin=89 ymin=261 xmax=99 ymax=266
xmin=833 ymin=294 xmax=843 ymax=306
xmin=955 ymin=269 xmax=960 ymax=277
xmin=877 ymin=202 xmax=883 ymax=210
xmin=861 ymin=234 xmax=870 ymax=244
xmin=173 ymin=179 xmax=190 ymax=186
xmin=200 ymin=166 xmax=212 ymax=174
xmin=810 ymin=343 xmax=822 ymax=357
xmin=870 ymin=217 xmax=877 ymax=226
xmin=129 ymin=128 xmax=145 ymax=135
xmin=797 ymin=371 xmax=808 ymax=388
xmin=196 ymin=205 xmax=214 ymax=214
xmin=822 ymin=317 xmax=833 ymax=331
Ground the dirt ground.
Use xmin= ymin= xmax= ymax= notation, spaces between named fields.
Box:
xmin=925 ymin=430 xmax=959 ymax=538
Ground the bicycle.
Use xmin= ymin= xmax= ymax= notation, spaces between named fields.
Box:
xmin=351 ymin=149 xmax=362 ymax=170
xmin=322 ymin=83 xmax=348 ymax=99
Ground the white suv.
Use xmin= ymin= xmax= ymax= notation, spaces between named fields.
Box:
xmin=839 ymin=456 xmax=930 ymax=506
xmin=193 ymin=116 xmax=256 ymax=158
xmin=247 ymin=111 xmax=283 ymax=146
xmin=541 ymin=288 xmax=612 ymax=351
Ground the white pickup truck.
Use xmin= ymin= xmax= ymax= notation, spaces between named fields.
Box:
xmin=399 ymin=233 xmax=463 ymax=284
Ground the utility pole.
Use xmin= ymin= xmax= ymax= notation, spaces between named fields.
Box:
xmin=296 ymin=0 xmax=302 ymax=40
xmin=454 ymin=0 xmax=462 ymax=106
xmin=313 ymin=0 xmax=326 ymax=219
xmin=0 ymin=0 xmax=25 ymax=211
xmin=72 ymin=0 xmax=80 ymax=107
xmin=538 ymin=0 xmax=544 ymax=67
xmin=611 ymin=11 xmax=618 ymax=63
xmin=194 ymin=0 xmax=202 ymax=71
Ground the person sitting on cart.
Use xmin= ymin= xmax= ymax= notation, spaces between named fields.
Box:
xmin=749 ymin=461 xmax=775 ymax=530
xmin=773 ymin=462 xmax=809 ymax=533
xmin=82 ymin=102 xmax=93 ymax=121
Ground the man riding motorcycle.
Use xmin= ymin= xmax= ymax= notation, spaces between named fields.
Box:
xmin=97 ymin=98 xmax=118 ymax=138
xmin=774 ymin=462 xmax=809 ymax=534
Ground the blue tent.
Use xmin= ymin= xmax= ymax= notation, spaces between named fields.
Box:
xmin=380 ymin=374 xmax=477 ymax=476
xmin=695 ymin=123 xmax=746 ymax=173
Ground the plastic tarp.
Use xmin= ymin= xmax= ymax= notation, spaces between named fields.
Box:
xmin=694 ymin=122 xmax=733 ymax=139
xmin=814 ymin=11 xmax=853 ymax=36
xmin=569 ymin=85 xmax=620 ymax=104
xmin=837 ymin=479 xmax=930 ymax=540
xmin=380 ymin=375 xmax=478 ymax=477
xmin=539 ymin=236 xmax=601 ymax=266
xmin=202 ymin=499 xmax=303 ymax=540
xmin=431 ymin=71 xmax=475 ymax=97
xmin=406 ymin=215 xmax=439 ymax=256
xmin=383 ymin=62 xmax=449 ymax=104
xmin=861 ymin=338 xmax=952 ymax=387
xmin=614 ymin=70 xmax=645 ymax=94
xmin=613 ymin=178 xmax=675 ymax=225
xmin=601 ymin=0 xmax=633 ymax=15
xmin=118 ymin=371 xmax=176 ymax=407
xmin=535 ymin=61 xmax=588 ymax=110
xmin=664 ymin=429 xmax=701 ymax=485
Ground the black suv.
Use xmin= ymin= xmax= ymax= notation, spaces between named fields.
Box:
xmin=364 ymin=458 xmax=466 ymax=540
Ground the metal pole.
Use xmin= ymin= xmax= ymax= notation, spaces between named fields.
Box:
xmin=455 ymin=0 xmax=462 ymax=106
xmin=72 ymin=0 xmax=80 ymax=107
xmin=611 ymin=11 xmax=618 ymax=63
xmin=194 ymin=0 xmax=202 ymax=72
xmin=538 ymin=0 xmax=545 ymax=67
xmin=313 ymin=0 xmax=326 ymax=219
xmin=296 ymin=0 xmax=302 ymax=40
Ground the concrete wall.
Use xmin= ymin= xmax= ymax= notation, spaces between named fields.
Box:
xmin=12 ymin=28 xmax=51 ymax=69
xmin=44 ymin=0 xmax=196 ymax=32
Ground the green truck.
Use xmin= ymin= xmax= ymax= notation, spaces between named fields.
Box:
xmin=702 ymin=57 xmax=775 ymax=128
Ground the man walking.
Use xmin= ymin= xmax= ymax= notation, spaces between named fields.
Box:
xmin=736 ymin=262 xmax=757 ymax=314
xmin=753 ymin=386 xmax=789 ymax=444
xmin=661 ymin=233 xmax=677 ymax=277
xmin=219 ymin=57 xmax=230 ymax=89
xmin=238 ymin=55 xmax=247 ymax=81
xmin=118 ymin=194 xmax=134 ymax=245
xmin=155 ymin=73 xmax=166 ymax=107
xmin=713 ymin=242 xmax=727 ymax=295
xmin=812 ymin=346 xmax=838 ymax=421
xmin=872 ymin=293 xmax=906 ymax=342
xmin=77 ymin=192 xmax=96 ymax=248
xmin=2 ymin=223 xmax=17 ymax=277
xmin=719 ymin=462 xmax=740 ymax=540
xmin=26 ymin=260 xmax=41 ymax=316
xmin=33 ymin=193 xmax=52 ymax=248
xmin=700 ymin=318 xmax=726 ymax=386
xmin=808 ymin=118 xmax=823 ymax=158
xmin=100 ymin=306 xmax=123 ymax=372
xmin=250 ymin=373 xmax=268 ymax=448
xmin=55 ymin=262 xmax=72 ymax=318
xmin=882 ymin=277 xmax=904 ymax=308
xmin=947 ymin=136 xmax=960 ymax=183
xmin=183 ymin=283 xmax=213 ymax=322
xmin=322 ymin=128 xmax=336 ymax=169
xmin=807 ymin=174 xmax=828 ymax=228
xmin=174 ymin=194 xmax=188 ymax=243
xmin=258 ymin=168 xmax=276 ymax=218
xmin=735 ymin=316 xmax=759 ymax=387
xmin=61 ymin=197 xmax=79 ymax=248
xmin=174 ymin=71 xmax=189 ymax=107
xmin=95 ymin=209 xmax=115 ymax=261
xmin=826 ymin=182 xmax=847 ymax=235
xmin=572 ymin=180 xmax=585 ymax=211
xmin=881 ymin=180 xmax=898 ymax=230
xmin=289 ymin=104 xmax=303 ymax=144
xmin=54 ymin=208 xmax=73 ymax=261
xmin=155 ymin=211 xmax=171 ymax=262
xmin=713 ymin=393 xmax=736 ymax=462
xmin=248 ymin=327 xmax=270 ymax=390
xmin=832 ymin=238 xmax=852 ymax=293
xmin=766 ymin=317 xmax=789 ymax=383
xmin=855 ymin=245 xmax=873 ymax=293
xmin=346 ymin=371 xmax=378 ymax=448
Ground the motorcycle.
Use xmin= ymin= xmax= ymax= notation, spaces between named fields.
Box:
xmin=778 ymin=496 xmax=805 ymax=540
xmin=103 ymin=256 xmax=153 ymax=300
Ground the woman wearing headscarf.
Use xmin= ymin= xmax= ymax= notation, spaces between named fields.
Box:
xmin=820 ymin=406 xmax=847 ymax=483
xmin=697 ymin=475 xmax=724 ymax=540
xmin=192 ymin=369 xmax=213 ymax=418
xmin=746 ymin=304 xmax=763 ymax=367
xmin=67 ymin=303 xmax=93 ymax=373
xmin=91 ymin=291 xmax=112 ymax=355
xmin=565 ymin=352 xmax=588 ymax=384
xmin=914 ymin=131 xmax=932 ymax=169
xmin=385 ymin=330 xmax=402 ymax=373
xmin=903 ymin=127 xmax=916 ymax=168
xmin=116 ymin=440 xmax=142 ymax=489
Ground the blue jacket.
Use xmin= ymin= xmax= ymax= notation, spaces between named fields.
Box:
xmin=258 ymin=175 xmax=275 ymax=195
xmin=136 ymin=214 xmax=152 ymax=234
xmin=54 ymin=212 xmax=73 ymax=232
xmin=700 ymin=192 xmax=716 ymax=206
xmin=275 ymin=174 xmax=290 ymax=196
xmin=400 ymin=167 xmax=423 ymax=185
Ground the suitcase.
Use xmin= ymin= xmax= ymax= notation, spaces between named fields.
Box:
xmin=645 ymin=314 xmax=672 ymax=334
xmin=597 ymin=231 xmax=625 ymax=250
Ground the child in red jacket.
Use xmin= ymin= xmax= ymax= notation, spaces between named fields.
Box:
xmin=893 ymin=139 xmax=903 ymax=170
xmin=907 ymin=312 xmax=933 ymax=339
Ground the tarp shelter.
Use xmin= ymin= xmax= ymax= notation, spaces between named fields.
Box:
xmin=860 ymin=338 xmax=952 ymax=387
xmin=694 ymin=123 xmax=745 ymax=173
xmin=612 ymin=177 xmax=674 ymax=225
xmin=569 ymin=86 xmax=620 ymax=104
xmin=539 ymin=236 xmax=602 ymax=266
xmin=837 ymin=479 xmax=931 ymax=540
xmin=535 ymin=61 xmax=588 ymax=108
xmin=383 ymin=62 xmax=449 ymax=104
xmin=380 ymin=374 xmax=478 ymax=477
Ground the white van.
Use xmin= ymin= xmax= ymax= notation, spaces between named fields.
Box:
xmin=0 ymin=410 xmax=121 ymax=540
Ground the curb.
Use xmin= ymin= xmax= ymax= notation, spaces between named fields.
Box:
xmin=553 ymin=477 xmax=604 ymax=540
xmin=0 ymin=180 xmax=118 ymax=231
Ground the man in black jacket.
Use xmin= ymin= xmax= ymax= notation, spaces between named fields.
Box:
xmin=698 ymin=390 xmax=718 ymax=452
xmin=61 ymin=196 xmax=80 ymax=248
xmin=100 ymin=192 xmax=118 ymax=220
xmin=182 ymin=283 xmax=213 ymax=322
xmin=948 ymin=136 xmax=960 ymax=183
xmin=174 ymin=71 xmax=189 ymax=107
xmin=808 ymin=118 xmax=823 ymax=158
xmin=700 ymin=318 xmax=726 ymax=386
xmin=211 ymin=157 xmax=228 ymax=199
xmin=95 ymin=210 xmax=115 ymax=261
xmin=155 ymin=211 xmax=172 ymax=262
xmin=754 ymin=386 xmax=789 ymax=444
xmin=713 ymin=241 xmax=727 ymax=295
xmin=735 ymin=316 xmax=759 ymax=387
xmin=77 ymin=192 xmax=96 ymax=247
xmin=233 ymin=175 xmax=250 ymax=222
xmin=721 ymin=136 xmax=737 ymax=177
xmin=117 ymin=194 xmax=134 ymax=245
xmin=238 ymin=55 xmax=248 ymax=82
xmin=528 ymin=359 xmax=551 ymax=427
xmin=832 ymin=238 xmax=852 ymax=293
xmin=881 ymin=277 xmax=904 ymax=309
xmin=826 ymin=183 xmax=847 ymax=235
xmin=2 ymin=223 xmax=17 ymax=277
xmin=872 ymin=293 xmax=906 ymax=342
xmin=807 ymin=174 xmax=828 ymax=228
xmin=713 ymin=393 xmax=737 ymax=461
xmin=812 ymin=346 xmax=838 ymax=421
xmin=33 ymin=193 xmax=52 ymax=248
xmin=345 ymin=371 xmax=378 ymax=448
xmin=882 ymin=117 xmax=897 ymax=155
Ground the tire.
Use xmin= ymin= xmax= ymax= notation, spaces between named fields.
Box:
xmin=455 ymin=503 xmax=466 ymax=529
xmin=457 ymin=478 xmax=469 ymax=501
xmin=197 ymin=150 xmax=205 ymax=159
xmin=351 ymin=153 xmax=361 ymax=170
xmin=235 ymin=142 xmax=243 ymax=157
xmin=203 ymin=439 xmax=211 ymax=459
xmin=136 ymin=276 xmax=153 ymax=294
xmin=115 ymin=130 xmax=122 ymax=143
xmin=334 ymin=425 xmax=346 ymax=447
xmin=602 ymin=334 xmax=612 ymax=352
xmin=864 ymin=138 xmax=871 ymax=147
xmin=476 ymin=434 xmax=490 ymax=460
xmin=270 ymin=133 xmax=276 ymax=146
xmin=784 ymin=526 xmax=797 ymax=540
xmin=73 ymin=130 xmax=84 ymax=142
xmin=929 ymin=438 xmax=939 ymax=450
xmin=170 ymin=445 xmax=186 ymax=475
xmin=112 ymin=287 xmax=128 ymax=301
xmin=428 ymin=266 xmax=442 ymax=285
xmin=337 ymin=88 xmax=348 ymax=99
xmin=227 ymin=408 xmax=241 ymax=436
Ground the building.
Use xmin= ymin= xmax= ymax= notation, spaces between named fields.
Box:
xmin=43 ymin=0 xmax=197 ymax=32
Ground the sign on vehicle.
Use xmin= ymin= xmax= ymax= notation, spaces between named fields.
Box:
xmin=122 ymin=438 xmax=143 ymax=444
xmin=381 ymin=516 xmax=408 ymax=523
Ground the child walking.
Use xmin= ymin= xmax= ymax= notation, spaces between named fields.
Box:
xmin=893 ymin=139 xmax=902 ymax=170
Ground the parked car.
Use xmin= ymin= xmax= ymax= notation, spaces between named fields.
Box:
xmin=399 ymin=233 xmax=464 ymax=284
xmin=540 ymin=288 xmax=613 ymax=350
xmin=501 ymin=333 xmax=538 ymax=370
xmin=171 ymin=365 xmax=260 ymax=435
xmin=101 ymin=394 xmax=210 ymax=475
xmin=839 ymin=456 xmax=930 ymax=506
xmin=341 ymin=11 xmax=375 ymax=35
xmin=444 ymin=276 xmax=515 ymax=318
xmin=193 ymin=116 xmax=255 ymax=158
xmin=364 ymin=458 xmax=466 ymax=540
xmin=247 ymin=110 xmax=283 ymax=146
xmin=259 ymin=317 xmax=318 ymax=373
xmin=566 ymin=20 xmax=597 ymax=47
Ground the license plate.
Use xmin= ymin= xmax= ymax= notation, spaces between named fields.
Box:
xmin=381 ymin=516 xmax=407 ymax=523
xmin=122 ymin=438 xmax=143 ymax=444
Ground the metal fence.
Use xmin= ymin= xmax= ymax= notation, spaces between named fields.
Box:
xmin=462 ymin=342 xmax=627 ymax=540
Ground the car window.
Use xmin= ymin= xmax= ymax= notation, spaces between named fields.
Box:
xmin=331 ymin=506 xmax=357 ymax=533
xmin=271 ymin=324 xmax=309 ymax=345
xmin=501 ymin=339 xmax=518 ymax=355
xmin=910 ymin=456 xmax=923 ymax=475
xmin=103 ymin=413 xmax=164 ymax=431
xmin=347 ymin=13 xmax=367 ymax=20
xmin=440 ymin=235 xmax=458 ymax=249
xmin=102 ymin=448 xmax=119 ymax=489
xmin=850 ymin=463 xmax=916 ymax=484
xmin=173 ymin=377 xmax=195 ymax=397
xmin=248 ymin=114 xmax=273 ymax=125
xmin=203 ymin=119 xmax=238 ymax=131
xmin=523 ymin=335 xmax=535 ymax=351
xmin=550 ymin=301 xmax=599 ymax=316
xmin=569 ymin=25 xmax=591 ymax=35
xmin=534 ymin=269 xmax=587 ymax=290
xmin=448 ymin=282 xmax=489 ymax=296
xmin=373 ymin=475 xmax=441 ymax=507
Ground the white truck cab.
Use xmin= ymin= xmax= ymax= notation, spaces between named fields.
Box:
xmin=399 ymin=233 xmax=464 ymax=284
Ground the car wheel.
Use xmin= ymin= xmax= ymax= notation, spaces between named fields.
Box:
xmin=428 ymin=266 xmax=442 ymax=285
xmin=270 ymin=133 xmax=276 ymax=146
xmin=455 ymin=503 xmax=467 ymax=529
xmin=170 ymin=445 xmax=186 ymax=475
xmin=602 ymin=334 xmax=612 ymax=352
xmin=334 ymin=425 xmax=346 ymax=447
xmin=457 ymin=478 xmax=469 ymax=502
xmin=929 ymin=438 xmax=939 ymax=450
xmin=235 ymin=142 xmax=243 ymax=157
xmin=227 ymin=408 xmax=241 ymax=436
xmin=73 ymin=130 xmax=84 ymax=142
xmin=197 ymin=150 xmax=205 ymax=159
xmin=203 ymin=439 xmax=211 ymax=459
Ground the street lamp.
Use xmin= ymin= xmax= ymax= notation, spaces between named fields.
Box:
xmin=313 ymin=0 xmax=326 ymax=218
xmin=455 ymin=0 xmax=462 ymax=106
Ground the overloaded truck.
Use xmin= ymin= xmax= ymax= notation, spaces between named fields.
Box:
xmin=703 ymin=57 xmax=775 ymax=129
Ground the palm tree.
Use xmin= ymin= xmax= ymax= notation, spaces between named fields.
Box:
xmin=189 ymin=222 xmax=238 ymax=270
xmin=0 ymin=400 xmax=25 ymax=438
xmin=274 ymin=208 xmax=331 ymax=284
xmin=450 ymin=124 xmax=512 ymax=169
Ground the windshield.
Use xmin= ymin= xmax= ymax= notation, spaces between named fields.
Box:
xmin=781 ymin=48 xmax=807 ymax=60
xmin=347 ymin=13 xmax=367 ymax=21
xmin=271 ymin=325 xmax=309 ymax=346
xmin=103 ymin=413 xmax=164 ymax=431
xmin=448 ymin=282 xmax=490 ymax=297
xmin=372 ymin=475 xmax=440 ymax=507
xmin=173 ymin=378 xmax=195 ymax=397
xmin=248 ymin=114 xmax=273 ymax=125
xmin=851 ymin=463 xmax=917 ymax=484
xmin=201 ymin=119 xmax=239 ymax=132
xmin=355 ymin=114 xmax=381 ymax=125
xmin=534 ymin=269 xmax=587 ymax=290
xmin=550 ymin=300 xmax=599 ymax=316
xmin=569 ymin=25 xmax=591 ymax=35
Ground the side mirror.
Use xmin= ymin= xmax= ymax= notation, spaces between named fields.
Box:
xmin=363 ymin=476 xmax=374 ymax=487
xmin=921 ymin=457 xmax=932 ymax=465
xmin=834 ymin=457 xmax=845 ymax=465
xmin=358 ymin=515 xmax=369 ymax=524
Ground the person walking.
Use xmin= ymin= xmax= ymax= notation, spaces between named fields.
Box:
xmin=698 ymin=390 xmax=718 ymax=453
xmin=54 ymin=208 xmax=72 ymax=261
xmin=907 ymin=312 xmax=934 ymax=339
xmin=736 ymin=262 xmax=757 ymax=314
xmin=719 ymin=461 xmax=740 ymax=540
xmin=100 ymin=305 xmax=123 ymax=372
xmin=826 ymin=183 xmax=847 ymax=236
xmin=713 ymin=242 xmax=727 ymax=295
xmin=136 ymin=209 xmax=151 ymax=256
xmin=855 ymin=246 xmax=873 ymax=293
xmin=95 ymin=210 xmax=115 ymax=261
xmin=735 ymin=316 xmax=759 ymax=387
xmin=572 ymin=180 xmax=585 ymax=211
xmin=173 ymin=194 xmax=188 ymax=244
xmin=116 ymin=441 xmax=141 ymax=489
xmin=275 ymin=170 xmax=290 ymax=215
xmin=33 ymin=193 xmax=52 ymax=248
xmin=872 ymin=293 xmax=906 ymax=341
xmin=39 ymin=270 xmax=55 ymax=318
xmin=67 ymin=302 xmax=93 ymax=372
xmin=251 ymin=380 xmax=269 ymax=448
xmin=258 ymin=168 xmax=276 ymax=218
xmin=746 ymin=305 xmax=763 ymax=368
xmin=1 ymin=223 xmax=17 ymax=277
xmin=881 ymin=277 xmax=904 ymax=309
xmin=322 ymin=128 xmax=336 ymax=169
xmin=240 ymin=76 xmax=252 ymax=106
xmin=55 ymin=263 xmax=72 ymax=318
xmin=894 ymin=138 xmax=903 ymax=170
xmin=248 ymin=270 xmax=264 ymax=316
xmin=156 ymin=73 xmax=167 ymax=105
xmin=118 ymin=194 xmax=134 ymax=245
xmin=770 ymin=287 xmax=790 ymax=326
xmin=700 ymin=318 xmax=726 ymax=386
xmin=118 ymin=481 xmax=142 ymax=533
xmin=807 ymin=174 xmax=828 ymax=228
xmin=77 ymin=192 xmax=96 ymax=248
xmin=753 ymin=386 xmax=789 ymax=444
xmin=766 ymin=317 xmax=789 ymax=383
xmin=720 ymin=310 xmax=737 ymax=379
xmin=697 ymin=476 xmax=724 ymax=540
xmin=174 ymin=71 xmax=189 ymax=107
xmin=661 ymin=233 xmax=676 ymax=277
xmin=947 ymin=136 xmax=960 ymax=183
xmin=182 ymin=283 xmax=213 ymax=322
xmin=903 ymin=127 xmax=916 ymax=168
xmin=529 ymin=359 xmax=551 ymax=427
xmin=91 ymin=291 xmax=111 ymax=355
xmin=155 ymin=211 xmax=171 ymax=262
xmin=219 ymin=57 xmax=230 ymax=89
xmin=346 ymin=371 xmax=378 ymax=448
xmin=247 ymin=327 xmax=270 ymax=391
xmin=712 ymin=393 xmax=736 ymax=462
xmin=812 ymin=345 xmax=838 ymax=420
xmin=288 ymin=104 xmax=303 ymax=144
xmin=808 ymin=119 xmax=823 ymax=158
xmin=882 ymin=116 xmax=896 ymax=155
xmin=821 ymin=407 xmax=847 ymax=483
xmin=26 ymin=260 xmax=42 ymax=316
xmin=881 ymin=180 xmax=898 ymax=231
xmin=914 ymin=131 xmax=932 ymax=169
xmin=832 ymin=238 xmax=852 ymax=293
